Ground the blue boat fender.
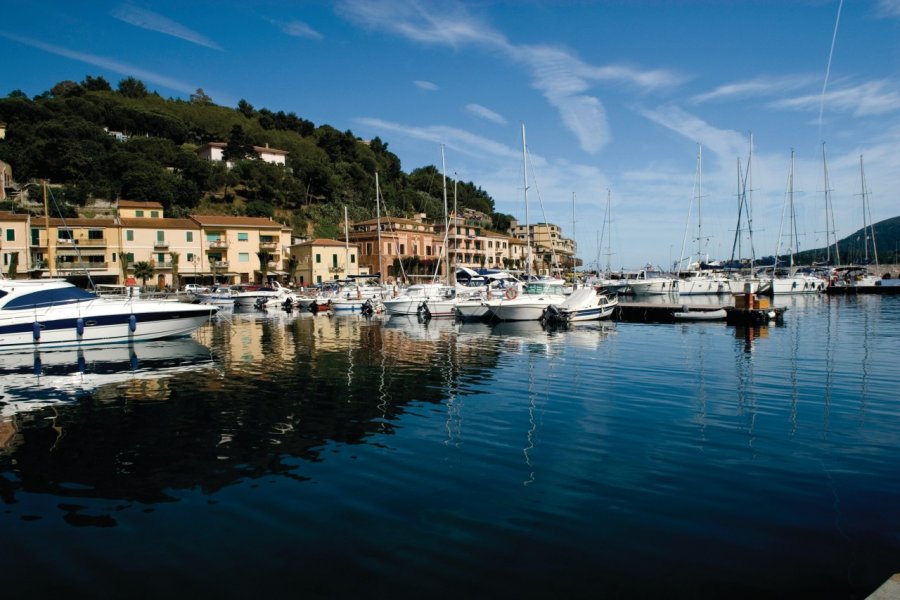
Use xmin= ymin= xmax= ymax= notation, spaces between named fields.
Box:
xmin=76 ymin=317 xmax=85 ymax=336
xmin=129 ymin=314 xmax=137 ymax=332
xmin=33 ymin=321 xmax=41 ymax=341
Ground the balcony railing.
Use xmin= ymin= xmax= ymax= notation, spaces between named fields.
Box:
xmin=210 ymin=261 xmax=229 ymax=269
xmin=208 ymin=240 xmax=229 ymax=249
xmin=77 ymin=238 xmax=108 ymax=246
xmin=57 ymin=262 xmax=110 ymax=271
xmin=328 ymin=266 xmax=345 ymax=273
xmin=154 ymin=240 xmax=170 ymax=249
xmin=259 ymin=241 xmax=278 ymax=251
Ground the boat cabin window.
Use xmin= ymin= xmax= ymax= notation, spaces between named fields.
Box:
xmin=3 ymin=286 xmax=97 ymax=310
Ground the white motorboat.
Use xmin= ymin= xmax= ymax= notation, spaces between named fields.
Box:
xmin=232 ymin=281 xmax=292 ymax=309
xmin=543 ymin=288 xmax=618 ymax=323
xmin=626 ymin=269 xmax=678 ymax=295
xmin=0 ymin=278 xmax=218 ymax=350
xmin=382 ymin=283 xmax=457 ymax=317
xmin=195 ymin=284 xmax=236 ymax=307
xmin=676 ymin=270 xmax=729 ymax=295
xmin=484 ymin=281 xmax=567 ymax=321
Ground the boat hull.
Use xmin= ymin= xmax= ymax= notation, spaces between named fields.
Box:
xmin=0 ymin=301 xmax=218 ymax=350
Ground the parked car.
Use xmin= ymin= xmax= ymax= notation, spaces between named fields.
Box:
xmin=183 ymin=284 xmax=210 ymax=294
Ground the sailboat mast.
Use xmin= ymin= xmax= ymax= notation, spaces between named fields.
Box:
xmin=344 ymin=205 xmax=349 ymax=275
xmin=789 ymin=149 xmax=796 ymax=271
xmin=441 ymin=145 xmax=451 ymax=285
xmin=822 ymin=142 xmax=841 ymax=265
xmin=571 ymin=192 xmax=576 ymax=286
xmin=859 ymin=155 xmax=879 ymax=267
xmin=697 ymin=144 xmax=703 ymax=264
xmin=375 ymin=172 xmax=383 ymax=284
xmin=522 ymin=123 xmax=531 ymax=278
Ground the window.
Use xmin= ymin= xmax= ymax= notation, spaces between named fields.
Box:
xmin=186 ymin=253 xmax=194 ymax=263
xmin=186 ymin=231 xmax=193 ymax=242
xmin=88 ymin=229 xmax=103 ymax=240
xmin=58 ymin=228 xmax=73 ymax=240
xmin=31 ymin=228 xmax=39 ymax=246
xmin=399 ymin=244 xmax=405 ymax=255
xmin=156 ymin=253 xmax=166 ymax=263
xmin=426 ymin=246 xmax=432 ymax=256
xmin=126 ymin=253 xmax=134 ymax=263
xmin=315 ymin=254 xmax=321 ymax=264
xmin=136 ymin=210 xmax=144 ymax=217
xmin=126 ymin=230 xmax=134 ymax=242
xmin=365 ymin=242 xmax=372 ymax=255
xmin=350 ymin=255 xmax=355 ymax=264
xmin=5 ymin=229 xmax=13 ymax=242
xmin=150 ymin=210 xmax=159 ymax=218
xmin=332 ymin=254 xmax=338 ymax=268
xmin=238 ymin=232 xmax=249 ymax=242
xmin=239 ymin=253 xmax=249 ymax=262
xmin=387 ymin=243 xmax=392 ymax=254
xmin=316 ymin=275 xmax=322 ymax=284
xmin=112 ymin=253 xmax=117 ymax=263
xmin=157 ymin=231 xmax=164 ymax=242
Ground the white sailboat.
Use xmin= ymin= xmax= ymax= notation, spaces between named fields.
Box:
xmin=484 ymin=124 xmax=566 ymax=321
xmin=676 ymin=144 xmax=728 ymax=295
xmin=769 ymin=150 xmax=826 ymax=294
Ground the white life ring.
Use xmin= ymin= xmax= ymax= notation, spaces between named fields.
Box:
xmin=506 ymin=287 xmax=518 ymax=300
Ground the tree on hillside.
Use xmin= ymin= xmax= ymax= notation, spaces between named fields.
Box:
xmin=169 ymin=251 xmax=180 ymax=289
xmin=191 ymin=88 xmax=213 ymax=105
xmin=237 ymin=99 xmax=255 ymax=119
xmin=257 ymin=251 xmax=271 ymax=283
xmin=223 ymin=124 xmax=255 ymax=162
xmin=118 ymin=77 xmax=148 ymax=98
xmin=82 ymin=75 xmax=112 ymax=92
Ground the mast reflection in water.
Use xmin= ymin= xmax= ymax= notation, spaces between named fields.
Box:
xmin=1 ymin=298 xmax=899 ymax=598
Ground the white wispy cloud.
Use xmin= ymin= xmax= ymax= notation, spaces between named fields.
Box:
xmin=465 ymin=103 xmax=506 ymax=125
xmin=268 ymin=18 xmax=323 ymax=40
xmin=414 ymin=80 xmax=439 ymax=91
xmin=874 ymin=0 xmax=900 ymax=18
xmin=638 ymin=104 xmax=749 ymax=162
xmin=691 ymin=75 xmax=817 ymax=104
xmin=356 ymin=117 xmax=520 ymax=162
xmin=770 ymin=80 xmax=900 ymax=117
xmin=337 ymin=0 xmax=682 ymax=155
xmin=111 ymin=4 xmax=222 ymax=50
xmin=0 ymin=31 xmax=198 ymax=95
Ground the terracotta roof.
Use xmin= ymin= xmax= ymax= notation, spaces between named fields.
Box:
xmin=197 ymin=141 xmax=288 ymax=155
xmin=0 ymin=211 xmax=29 ymax=222
xmin=354 ymin=217 xmax=432 ymax=227
xmin=47 ymin=218 xmax=118 ymax=227
xmin=120 ymin=217 xmax=198 ymax=229
xmin=118 ymin=200 xmax=164 ymax=209
xmin=190 ymin=215 xmax=287 ymax=229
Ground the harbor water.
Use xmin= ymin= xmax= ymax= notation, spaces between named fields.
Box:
xmin=1 ymin=295 xmax=898 ymax=598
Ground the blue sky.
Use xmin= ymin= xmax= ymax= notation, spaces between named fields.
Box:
xmin=3 ymin=0 xmax=899 ymax=269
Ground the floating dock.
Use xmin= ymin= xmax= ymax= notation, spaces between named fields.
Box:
xmin=615 ymin=302 xmax=786 ymax=325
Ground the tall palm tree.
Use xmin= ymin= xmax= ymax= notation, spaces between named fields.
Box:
xmin=169 ymin=251 xmax=180 ymax=290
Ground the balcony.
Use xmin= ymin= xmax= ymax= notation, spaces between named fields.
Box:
xmin=208 ymin=240 xmax=229 ymax=250
xmin=267 ymin=260 xmax=281 ymax=269
xmin=328 ymin=266 xmax=345 ymax=273
xmin=154 ymin=240 xmax=170 ymax=250
xmin=210 ymin=261 xmax=229 ymax=270
xmin=57 ymin=262 xmax=110 ymax=271
xmin=78 ymin=237 xmax=108 ymax=247
xmin=154 ymin=261 xmax=174 ymax=270
xmin=259 ymin=241 xmax=278 ymax=251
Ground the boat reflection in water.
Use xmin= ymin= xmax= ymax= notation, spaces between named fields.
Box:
xmin=0 ymin=337 xmax=216 ymax=418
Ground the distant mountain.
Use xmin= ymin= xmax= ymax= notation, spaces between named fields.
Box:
xmin=792 ymin=216 xmax=900 ymax=266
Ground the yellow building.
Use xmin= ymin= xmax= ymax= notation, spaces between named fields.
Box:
xmin=119 ymin=217 xmax=203 ymax=288
xmin=290 ymin=239 xmax=360 ymax=286
xmin=117 ymin=199 xmax=164 ymax=219
xmin=189 ymin=215 xmax=292 ymax=285
xmin=0 ymin=212 xmax=30 ymax=278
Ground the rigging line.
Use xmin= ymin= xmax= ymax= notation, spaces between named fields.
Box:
xmin=47 ymin=185 xmax=96 ymax=290
xmin=818 ymin=0 xmax=844 ymax=142
xmin=524 ymin=145 xmax=559 ymax=273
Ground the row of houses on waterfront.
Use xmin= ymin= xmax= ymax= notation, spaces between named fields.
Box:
xmin=0 ymin=198 xmax=576 ymax=288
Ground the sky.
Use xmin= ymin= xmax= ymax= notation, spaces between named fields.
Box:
xmin=2 ymin=0 xmax=900 ymax=270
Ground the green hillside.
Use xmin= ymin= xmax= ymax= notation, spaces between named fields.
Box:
xmin=792 ymin=216 xmax=900 ymax=265
xmin=0 ymin=76 xmax=513 ymax=237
